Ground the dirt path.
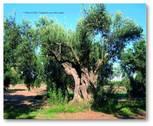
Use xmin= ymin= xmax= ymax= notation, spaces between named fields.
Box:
xmin=4 ymin=84 xmax=47 ymax=105
xmin=6 ymin=84 xmax=46 ymax=96
xmin=4 ymin=84 xmax=48 ymax=119
xmin=55 ymin=111 xmax=117 ymax=120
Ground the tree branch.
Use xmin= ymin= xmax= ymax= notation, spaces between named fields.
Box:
xmin=61 ymin=42 xmax=80 ymax=65
xmin=47 ymin=43 xmax=80 ymax=72
xmin=94 ymin=53 xmax=108 ymax=73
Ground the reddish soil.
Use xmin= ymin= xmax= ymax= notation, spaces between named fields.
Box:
xmin=55 ymin=111 xmax=117 ymax=120
xmin=8 ymin=84 xmax=47 ymax=96
xmin=4 ymin=84 xmax=47 ymax=105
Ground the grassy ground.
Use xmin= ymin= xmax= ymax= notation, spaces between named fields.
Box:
xmin=4 ymin=102 xmax=91 ymax=119
xmin=92 ymin=98 xmax=146 ymax=119
xmin=4 ymin=101 xmax=146 ymax=119
xmin=35 ymin=102 xmax=91 ymax=119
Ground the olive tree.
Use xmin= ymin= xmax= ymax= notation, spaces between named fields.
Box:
xmin=38 ymin=4 xmax=143 ymax=102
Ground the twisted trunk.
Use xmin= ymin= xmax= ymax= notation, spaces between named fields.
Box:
xmin=62 ymin=62 xmax=82 ymax=102
xmin=49 ymin=43 xmax=106 ymax=102
xmin=62 ymin=62 xmax=98 ymax=102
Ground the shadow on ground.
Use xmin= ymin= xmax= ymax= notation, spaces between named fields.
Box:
xmin=4 ymin=89 xmax=46 ymax=119
xmin=7 ymin=88 xmax=26 ymax=93
xmin=91 ymin=98 xmax=146 ymax=119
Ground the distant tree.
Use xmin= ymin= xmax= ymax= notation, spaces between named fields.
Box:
xmin=121 ymin=40 xmax=146 ymax=97
xmin=38 ymin=4 xmax=143 ymax=102
xmin=4 ymin=17 xmax=22 ymax=88
xmin=15 ymin=20 xmax=38 ymax=90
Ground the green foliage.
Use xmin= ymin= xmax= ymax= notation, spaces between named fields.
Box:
xmin=4 ymin=67 xmax=20 ymax=85
xmin=15 ymin=21 xmax=39 ymax=89
xmin=4 ymin=17 xmax=22 ymax=85
xmin=4 ymin=18 xmax=40 ymax=89
xmin=121 ymin=40 xmax=146 ymax=72
xmin=92 ymin=91 xmax=145 ymax=115
xmin=84 ymin=4 xmax=112 ymax=34
xmin=92 ymin=96 xmax=117 ymax=113
xmin=47 ymin=84 xmax=68 ymax=104
xmin=110 ymin=78 xmax=130 ymax=93
xmin=37 ymin=18 xmax=75 ymax=100
xmin=119 ymin=107 xmax=135 ymax=117
xmin=16 ymin=40 xmax=38 ymax=88
xmin=121 ymin=40 xmax=146 ymax=97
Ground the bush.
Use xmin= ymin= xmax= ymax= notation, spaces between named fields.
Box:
xmin=92 ymin=86 xmax=118 ymax=113
xmin=119 ymin=107 xmax=135 ymax=117
xmin=47 ymin=85 xmax=68 ymax=104
xmin=4 ymin=67 xmax=20 ymax=86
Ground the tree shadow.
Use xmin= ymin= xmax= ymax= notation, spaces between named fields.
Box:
xmin=6 ymin=88 xmax=26 ymax=93
xmin=91 ymin=97 xmax=146 ymax=119
xmin=4 ymin=93 xmax=46 ymax=119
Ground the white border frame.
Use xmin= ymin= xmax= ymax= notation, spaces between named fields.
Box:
xmin=1 ymin=1 xmax=152 ymax=126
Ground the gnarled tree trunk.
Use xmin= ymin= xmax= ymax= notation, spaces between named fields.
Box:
xmin=62 ymin=62 xmax=82 ymax=102
xmin=49 ymin=42 xmax=107 ymax=103
xmin=62 ymin=62 xmax=98 ymax=102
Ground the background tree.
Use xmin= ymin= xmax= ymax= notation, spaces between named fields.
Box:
xmin=15 ymin=20 xmax=38 ymax=90
xmin=4 ymin=17 xmax=22 ymax=88
xmin=121 ymin=39 xmax=146 ymax=98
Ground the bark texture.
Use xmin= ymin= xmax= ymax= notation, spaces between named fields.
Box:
xmin=62 ymin=62 xmax=82 ymax=102
xmin=62 ymin=62 xmax=98 ymax=102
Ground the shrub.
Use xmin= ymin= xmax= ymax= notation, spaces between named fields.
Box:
xmin=47 ymin=85 xmax=68 ymax=104
xmin=119 ymin=107 xmax=135 ymax=117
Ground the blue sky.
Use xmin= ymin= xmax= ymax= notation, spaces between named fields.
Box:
xmin=4 ymin=4 xmax=146 ymax=35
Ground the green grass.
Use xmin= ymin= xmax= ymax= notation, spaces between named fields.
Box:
xmin=35 ymin=102 xmax=91 ymax=119
xmin=4 ymin=102 xmax=91 ymax=119
xmin=92 ymin=97 xmax=146 ymax=119
xmin=51 ymin=102 xmax=90 ymax=113
xmin=15 ymin=111 xmax=38 ymax=119
xmin=38 ymin=102 xmax=90 ymax=119
xmin=119 ymin=107 xmax=136 ymax=117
